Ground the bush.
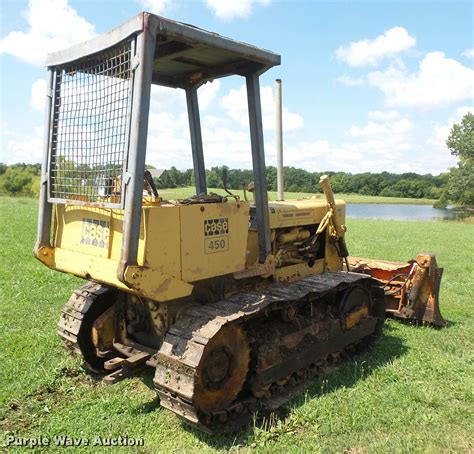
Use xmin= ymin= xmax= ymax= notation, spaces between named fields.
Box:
xmin=0 ymin=163 xmax=41 ymax=196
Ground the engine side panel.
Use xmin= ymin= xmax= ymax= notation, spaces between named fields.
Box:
xmin=180 ymin=202 xmax=250 ymax=282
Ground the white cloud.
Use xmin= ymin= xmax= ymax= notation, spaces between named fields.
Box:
xmin=150 ymin=85 xmax=186 ymax=111
xmin=334 ymin=109 xmax=473 ymax=174
xmin=221 ymin=84 xmax=304 ymax=133
xmin=348 ymin=118 xmax=413 ymax=138
xmin=0 ymin=0 xmax=95 ymax=66
xmin=335 ymin=27 xmax=416 ymax=67
xmin=202 ymin=114 xmax=223 ymax=128
xmin=265 ymin=110 xmax=423 ymax=174
xmin=149 ymin=81 xmax=220 ymax=114
xmin=202 ymin=126 xmax=248 ymax=144
xmin=31 ymin=78 xmax=46 ymax=112
xmin=129 ymin=82 xmax=459 ymax=174
xmin=367 ymin=110 xmax=400 ymax=121
xmin=282 ymin=140 xmax=358 ymax=171
xmin=140 ymin=0 xmax=169 ymax=14
xmin=198 ymin=81 xmax=221 ymax=111
xmin=220 ymin=85 xmax=246 ymax=122
xmin=462 ymin=48 xmax=474 ymax=58
xmin=368 ymin=52 xmax=474 ymax=108
xmin=206 ymin=0 xmax=271 ymax=20
xmin=335 ymin=75 xmax=364 ymax=86
xmin=342 ymin=114 xmax=418 ymax=171
xmin=146 ymin=108 xmax=192 ymax=169
xmin=144 ymin=81 xmax=304 ymax=170
xmin=281 ymin=139 xmax=411 ymax=173
xmin=202 ymin=125 xmax=252 ymax=166
xmin=454 ymin=106 xmax=474 ymax=118
xmin=1 ymin=125 xmax=43 ymax=164
xmin=145 ymin=82 xmax=224 ymax=169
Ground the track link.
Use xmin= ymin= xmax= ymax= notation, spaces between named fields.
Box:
xmin=58 ymin=282 xmax=116 ymax=372
xmin=154 ymin=272 xmax=385 ymax=433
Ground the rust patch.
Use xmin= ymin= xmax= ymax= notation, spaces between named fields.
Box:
xmin=349 ymin=254 xmax=446 ymax=327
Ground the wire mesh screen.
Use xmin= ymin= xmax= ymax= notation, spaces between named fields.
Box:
xmin=49 ymin=40 xmax=133 ymax=206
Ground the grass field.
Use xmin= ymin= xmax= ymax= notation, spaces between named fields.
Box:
xmin=158 ymin=187 xmax=436 ymax=205
xmin=1 ymin=196 xmax=473 ymax=453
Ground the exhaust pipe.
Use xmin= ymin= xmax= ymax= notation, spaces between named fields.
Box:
xmin=276 ymin=79 xmax=284 ymax=201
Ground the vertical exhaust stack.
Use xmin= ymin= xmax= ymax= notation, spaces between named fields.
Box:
xmin=276 ymin=79 xmax=284 ymax=201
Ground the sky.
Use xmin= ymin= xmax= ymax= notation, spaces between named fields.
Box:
xmin=0 ymin=0 xmax=473 ymax=175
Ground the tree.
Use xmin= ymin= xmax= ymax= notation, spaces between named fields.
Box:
xmin=443 ymin=113 xmax=474 ymax=207
xmin=446 ymin=113 xmax=474 ymax=162
xmin=206 ymin=168 xmax=221 ymax=188
xmin=2 ymin=166 xmax=34 ymax=195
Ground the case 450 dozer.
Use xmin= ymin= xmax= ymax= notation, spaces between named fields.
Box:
xmin=34 ymin=13 xmax=446 ymax=433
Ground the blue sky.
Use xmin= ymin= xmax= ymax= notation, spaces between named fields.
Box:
xmin=1 ymin=0 xmax=473 ymax=174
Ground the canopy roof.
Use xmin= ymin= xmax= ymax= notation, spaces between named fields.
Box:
xmin=45 ymin=12 xmax=281 ymax=88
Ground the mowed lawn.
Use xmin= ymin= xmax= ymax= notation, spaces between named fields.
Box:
xmin=0 ymin=196 xmax=473 ymax=453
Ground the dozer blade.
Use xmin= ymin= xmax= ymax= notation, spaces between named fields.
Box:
xmin=348 ymin=254 xmax=447 ymax=327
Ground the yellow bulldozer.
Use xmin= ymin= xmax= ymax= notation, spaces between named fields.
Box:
xmin=34 ymin=12 xmax=446 ymax=433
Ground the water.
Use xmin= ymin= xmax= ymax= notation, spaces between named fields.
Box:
xmin=346 ymin=203 xmax=469 ymax=221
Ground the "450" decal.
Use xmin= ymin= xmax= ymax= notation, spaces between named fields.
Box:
xmin=204 ymin=237 xmax=229 ymax=254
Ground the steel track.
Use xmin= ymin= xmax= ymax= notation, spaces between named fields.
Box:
xmin=153 ymin=272 xmax=384 ymax=433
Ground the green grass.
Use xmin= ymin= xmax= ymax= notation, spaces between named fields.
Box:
xmin=159 ymin=186 xmax=436 ymax=205
xmin=1 ymin=196 xmax=473 ymax=453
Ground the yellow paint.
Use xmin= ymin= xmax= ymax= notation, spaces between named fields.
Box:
xmin=142 ymin=205 xmax=181 ymax=278
xmin=92 ymin=305 xmax=116 ymax=349
xmin=40 ymin=195 xmax=345 ymax=302
xmin=267 ymin=198 xmax=345 ymax=229
xmin=345 ymin=306 xmax=369 ymax=329
xmin=180 ymin=202 xmax=250 ymax=281
xmin=124 ymin=265 xmax=193 ymax=302
xmin=275 ymin=259 xmax=325 ymax=282
xmin=247 ymin=198 xmax=345 ymax=272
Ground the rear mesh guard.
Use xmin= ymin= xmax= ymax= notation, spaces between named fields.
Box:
xmin=48 ymin=40 xmax=133 ymax=207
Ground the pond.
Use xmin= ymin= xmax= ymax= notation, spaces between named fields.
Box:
xmin=346 ymin=204 xmax=469 ymax=221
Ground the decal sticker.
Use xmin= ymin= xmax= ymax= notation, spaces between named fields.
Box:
xmin=204 ymin=237 xmax=229 ymax=254
xmin=81 ymin=218 xmax=110 ymax=249
xmin=204 ymin=218 xmax=229 ymax=237
xmin=204 ymin=218 xmax=229 ymax=254
xmin=278 ymin=210 xmax=313 ymax=220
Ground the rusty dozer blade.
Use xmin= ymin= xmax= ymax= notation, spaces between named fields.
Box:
xmin=348 ymin=254 xmax=447 ymax=327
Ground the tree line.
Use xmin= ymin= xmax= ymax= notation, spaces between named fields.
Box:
xmin=0 ymin=161 xmax=446 ymax=201
xmin=155 ymin=165 xmax=446 ymax=200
